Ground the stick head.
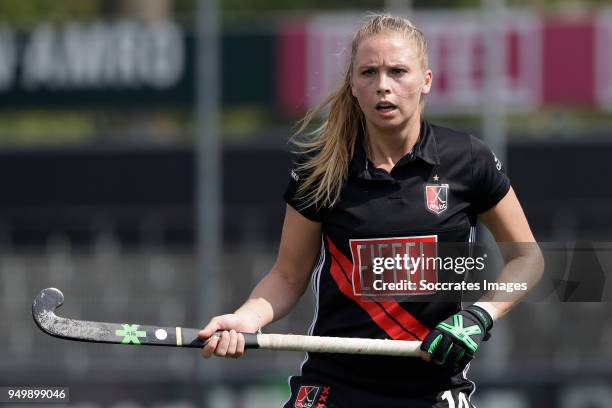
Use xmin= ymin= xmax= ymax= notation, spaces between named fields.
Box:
xmin=32 ymin=288 xmax=65 ymax=332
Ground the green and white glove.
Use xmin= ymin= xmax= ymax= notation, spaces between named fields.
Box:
xmin=420 ymin=305 xmax=493 ymax=369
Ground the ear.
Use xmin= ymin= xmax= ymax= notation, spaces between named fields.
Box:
xmin=421 ymin=69 xmax=433 ymax=95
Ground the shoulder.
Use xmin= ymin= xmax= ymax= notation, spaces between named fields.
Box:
xmin=284 ymin=149 xmax=327 ymax=222
xmin=288 ymin=149 xmax=319 ymax=181
xmin=428 ymin=122 xmax=477 ymax=160
xmin=429 ymin=122 xmax=498 ymax=159
xmin=427 ymin=121 xmax=505 ymax=179
xmin=429 ymin=122 xmax=470 ymax=140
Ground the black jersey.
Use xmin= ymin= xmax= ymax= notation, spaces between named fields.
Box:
xmin=283 ymin=120 xmax=510 ymax=399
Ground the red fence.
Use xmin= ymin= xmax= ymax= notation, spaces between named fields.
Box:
xmin=277 ymin=11 xmax=612 ymax=115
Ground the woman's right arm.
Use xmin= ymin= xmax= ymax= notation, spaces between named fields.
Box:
xmin=198 ymin=205 xmax=322 ymax=358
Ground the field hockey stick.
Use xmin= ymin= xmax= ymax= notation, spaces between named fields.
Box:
xmin=32 ymin=288 xmax=422 ymax=357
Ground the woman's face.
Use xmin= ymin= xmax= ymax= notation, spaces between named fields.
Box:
xmin=351 ymin=31 xmax=432 ymax=132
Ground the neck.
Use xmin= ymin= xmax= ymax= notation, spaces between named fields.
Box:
xmin=365 ymin=114 xmax=422 ymax=168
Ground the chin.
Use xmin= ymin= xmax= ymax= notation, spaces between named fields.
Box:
xmin=370 ymin=118 xmax=407 ymax=131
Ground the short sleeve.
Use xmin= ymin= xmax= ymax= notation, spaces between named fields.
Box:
xmin=283 ymin=156 xmax=325 ymax=222
xmin=469 ymin=135 xmax=511 ymax=213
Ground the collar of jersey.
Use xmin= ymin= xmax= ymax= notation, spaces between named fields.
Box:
xmin=349 ymin=119 xmax=440 ymax=179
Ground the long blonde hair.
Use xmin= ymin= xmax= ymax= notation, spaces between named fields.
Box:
xmin=291 ymin=14 xmax=429 ymax=211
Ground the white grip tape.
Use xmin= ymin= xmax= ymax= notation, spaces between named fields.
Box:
xmin=257 ymin=334 xmax=422 ymax=357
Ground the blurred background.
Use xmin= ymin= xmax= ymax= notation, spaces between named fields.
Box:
xmin=1 ymin=0 xmax=611 ymax=407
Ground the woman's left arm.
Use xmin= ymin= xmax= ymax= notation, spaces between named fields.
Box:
xmin=420 ymin=186 xmax=545 ymax=366
xmin=474 ymin=186 xmax=545 ymax=321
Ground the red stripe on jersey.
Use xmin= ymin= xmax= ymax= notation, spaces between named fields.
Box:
xmin=326 ymin=236 xmax=429 ymax=341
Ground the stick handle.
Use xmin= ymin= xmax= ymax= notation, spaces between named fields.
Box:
xmin=175 ymin=331 xmax=422 ymax=356
xmin=255 ymin=333 xmax=422 ymax=357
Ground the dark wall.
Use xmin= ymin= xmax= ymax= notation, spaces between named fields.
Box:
xmin=0 ymin=146 xmax=290 ymax=247
xmin=509 ymin=141 xmax=612 ymax=240
xmin=0 ymin=141 xmax=610 ymax=247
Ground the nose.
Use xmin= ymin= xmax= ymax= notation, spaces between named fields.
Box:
xmin=376 ymin=73 xmax=391 ymax=95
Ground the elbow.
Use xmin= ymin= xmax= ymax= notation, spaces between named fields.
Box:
xmin=535 ymin=245 xmax=545 ymax=277
xmin=504 ymin=243 xmax=545 ymax=289
xmin=527 ymin=244 xmax=546 ymax=288
xmin=270 ymin=262 xmax=312 ymax=294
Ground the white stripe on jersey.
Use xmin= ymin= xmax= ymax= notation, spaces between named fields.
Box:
xmin=283 ymin=237 xmax=325 ymax=407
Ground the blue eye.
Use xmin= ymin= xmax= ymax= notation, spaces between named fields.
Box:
xmin=362 ymin=69 xmax=375 ymax=76
xmin=391 ymin=68 xmax=407 ymax=75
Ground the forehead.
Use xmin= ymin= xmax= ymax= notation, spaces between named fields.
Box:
xmin=354 ymin=32 xmax=419 ymax=66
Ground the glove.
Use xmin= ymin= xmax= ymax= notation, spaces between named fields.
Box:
xmin=420 ymin=305 xmax=493 ymax=369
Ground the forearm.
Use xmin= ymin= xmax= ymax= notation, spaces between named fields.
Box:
xmin=474 ymin=245 xmax=544 ymax=321
xmin=234 ymin=266 xmax=309 ymax=330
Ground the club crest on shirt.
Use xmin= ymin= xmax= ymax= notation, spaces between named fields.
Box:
xmin=294 ymin=385 xmax=320 ymax=408
xmin=425 ymin=184 xmax=449 ymax=215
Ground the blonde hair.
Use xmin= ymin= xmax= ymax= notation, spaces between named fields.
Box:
xmin=291 ymin=14 xmax=429 ymax=212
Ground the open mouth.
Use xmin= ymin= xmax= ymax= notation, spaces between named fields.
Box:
xmin=375 ymin=101 xmax=397 ymax=112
